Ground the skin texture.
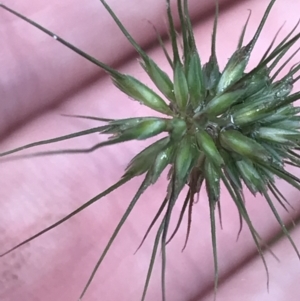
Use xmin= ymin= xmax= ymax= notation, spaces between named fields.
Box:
xmin=0 ymin=0 xmax=300 ymax=301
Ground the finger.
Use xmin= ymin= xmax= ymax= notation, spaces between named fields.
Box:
xmin=199 ymin=225 xmax=300 ymax=301
xmin=0 ymin=0 xmax=231 ymax=137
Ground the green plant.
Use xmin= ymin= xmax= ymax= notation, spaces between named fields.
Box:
xmin=0 ymin=0 xmax=300 ymax=300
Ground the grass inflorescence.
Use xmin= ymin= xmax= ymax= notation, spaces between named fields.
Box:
xmin=1 ymin=0 xmax=300 ymax=300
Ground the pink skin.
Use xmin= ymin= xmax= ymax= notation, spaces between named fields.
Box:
xmin=0 ymin=0 xmax=299 ymax=301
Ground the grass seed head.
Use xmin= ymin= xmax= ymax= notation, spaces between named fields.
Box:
xmin=1 ymin=0 xmax=300 ymax=300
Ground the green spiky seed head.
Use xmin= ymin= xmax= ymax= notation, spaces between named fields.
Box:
xmin=0 ymin=0 xmax=300 ymax=300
